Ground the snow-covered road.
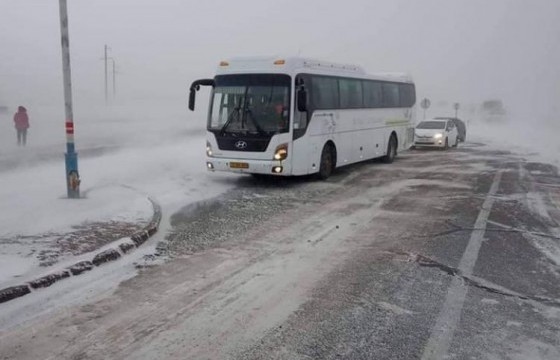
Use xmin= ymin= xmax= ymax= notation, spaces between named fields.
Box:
xmin=1 ymin=138 xmax=559 ymax=359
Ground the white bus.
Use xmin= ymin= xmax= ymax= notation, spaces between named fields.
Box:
xmin=189 ymin=57 xmax=416 ymax=179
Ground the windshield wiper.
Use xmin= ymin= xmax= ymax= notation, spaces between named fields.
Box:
xmin=219 ymin=107 xmax=241 ymax=136
xmin=244 ymin=108 xmax=267 ymax=136
xmin=220 ymin=107 xmax=268 ymax=137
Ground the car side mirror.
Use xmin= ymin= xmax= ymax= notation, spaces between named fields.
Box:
xmin=297 ymin=88 xmax=307 ymax=112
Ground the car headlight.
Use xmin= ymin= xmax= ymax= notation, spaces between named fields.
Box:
xmin=433 ymin=133 xmax=443 ymax=139
xmin=206 ymin=141 xmax=213 ymax=157
xmin=273 ymin=143 xmax=288 ymax=161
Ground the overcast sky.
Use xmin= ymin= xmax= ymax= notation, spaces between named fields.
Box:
xmin=1 ymin=0 xmax=559 ymax=122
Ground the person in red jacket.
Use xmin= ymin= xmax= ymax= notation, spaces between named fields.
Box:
xmin=13 ymin=106 xmax=30 ymax=146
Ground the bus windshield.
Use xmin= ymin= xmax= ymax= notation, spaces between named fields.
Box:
xmin=208 ymin=74 xmax=291 ymax=136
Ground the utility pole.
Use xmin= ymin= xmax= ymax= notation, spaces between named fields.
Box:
xmin=110 ymin=57 xmax=116 ymax=98
xmin=58 ymin=0 xmax=80 ymax=198
xmin=102 ymin=48 xmax=117 ymax=102
xmin=104 ymin=44 xmax=108 ymax=105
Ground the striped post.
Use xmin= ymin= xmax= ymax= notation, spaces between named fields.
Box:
xmin=59 ymin=0 xmax=80 ymax=198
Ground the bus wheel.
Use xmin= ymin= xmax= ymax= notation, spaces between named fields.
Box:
xmin=382 ymin=135 xmax=397 ymax=163
xmin=317 ymin=144 xmax=334 ymax=180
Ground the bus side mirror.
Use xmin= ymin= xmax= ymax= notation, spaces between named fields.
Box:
xmin=188 ymin=86 xmax=198 ymax=111
xmin=297 ymin=88 xmax=307 ymax=112
xmin=188 ymin=78 xmax=215 ymax=112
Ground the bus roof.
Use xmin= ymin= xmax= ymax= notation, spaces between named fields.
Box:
xmin=215 ymin=56 xmax=414 ymax=83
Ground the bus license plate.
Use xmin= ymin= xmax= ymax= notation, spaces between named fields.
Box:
xmin=230 ymin=162 xmax=249 ymax=169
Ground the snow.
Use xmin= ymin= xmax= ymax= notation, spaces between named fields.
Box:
xmin=481 ymin=298 xmax=500 ymax=305
xmin=0 ymin=174 xmax=153 ymax=238
xmin=508 ymin=339 xmax=560 ymax=360
xmin=378 ymin=301 xmax=415 ymax=315
xmin=1 ymin=102 xmax=559 ymax=331
xmin=0 ymin=102 xmax=238 ymax=288
xmin=468 ymin=116 xmax=560 ymax=271
xmin=0 ymin=239 xmax=159 ymax=330
xmin=467 ymin=117 xmax=560 ymax=167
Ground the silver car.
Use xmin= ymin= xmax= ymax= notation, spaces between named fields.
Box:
xmin=414 ymin=119 xmax=459 ymax=149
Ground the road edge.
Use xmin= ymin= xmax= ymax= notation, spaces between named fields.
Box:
xmin=0 ymin=197 xmax=162 ymax=304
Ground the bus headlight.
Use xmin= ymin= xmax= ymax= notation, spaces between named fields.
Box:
xmin=273 ymin=143 xmax=288 ymax=161
xmin=433 ymin=133 xmax=443 ymax=139
xmin=206 ymin=141 xmax=213 ymax=157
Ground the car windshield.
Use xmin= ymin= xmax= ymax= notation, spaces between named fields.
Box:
xmin=416 ymin=121 xmax=446 ymax=129
xmin=208 ymin=74 xmax=291 ymax=136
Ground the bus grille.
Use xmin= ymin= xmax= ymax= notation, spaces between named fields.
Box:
xmin=216 ymin=137 xmax=271 ymax=152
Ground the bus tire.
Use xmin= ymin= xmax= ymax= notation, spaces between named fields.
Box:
xmin=317 ymin=144 xmax=335 ymax=180
xmin=382 ymin=135 xmax=397 ymax=163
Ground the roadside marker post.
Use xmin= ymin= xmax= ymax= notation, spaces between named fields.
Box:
xmin=59 ymin=0 xmax=80 ymax=198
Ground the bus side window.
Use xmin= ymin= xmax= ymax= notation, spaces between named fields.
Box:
xmin=382 ymin=83 xmax=400 ymax=107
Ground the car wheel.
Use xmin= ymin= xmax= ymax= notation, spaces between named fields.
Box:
xmin=382 ymin=135 xmax=397 ymax=163
xmin=443 ymin=138 xmax=449 ymax=150
xmin=317 ymin=144 xmax=334 ymax=180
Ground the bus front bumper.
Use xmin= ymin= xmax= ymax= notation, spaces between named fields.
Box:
xmin=206 ymin=158 xmax=289 ymax=175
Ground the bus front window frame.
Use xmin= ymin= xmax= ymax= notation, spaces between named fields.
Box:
xmin=207 ymin=74 xmax=292 ymax=137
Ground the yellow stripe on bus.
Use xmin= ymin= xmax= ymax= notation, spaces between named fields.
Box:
xmin=385 ymin=119 xmax=411 ymax=126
